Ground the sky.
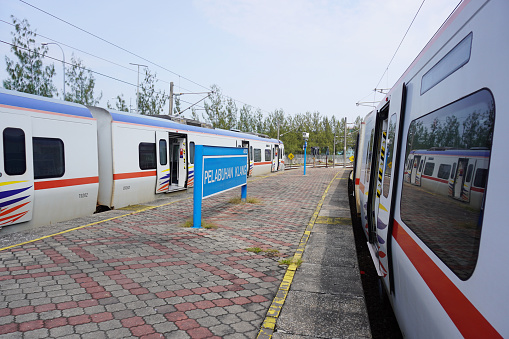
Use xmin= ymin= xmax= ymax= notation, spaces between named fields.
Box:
xmin=0 ymin=0 xmax=460 ymax=123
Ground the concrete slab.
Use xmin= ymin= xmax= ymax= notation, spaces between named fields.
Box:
xmin=276 ymin=291 xmax=371 ymax=339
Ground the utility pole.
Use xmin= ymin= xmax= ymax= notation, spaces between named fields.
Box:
xmin=343 ymin=118 xmax=347 ymax=168
xmin=130 ymin=63 xmax=147 ymax=113
xmin=169 ymin=82 xmax=174 ymax=115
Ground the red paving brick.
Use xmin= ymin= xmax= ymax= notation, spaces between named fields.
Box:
xmin=0 ymin=168 xmax=344 ymax=338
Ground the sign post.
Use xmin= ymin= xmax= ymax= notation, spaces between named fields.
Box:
xmin=193 ymin=145 xmax=248 ymax=228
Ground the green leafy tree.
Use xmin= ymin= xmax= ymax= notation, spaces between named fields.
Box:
xmin=138 ymin=69 xmax=167 ymax=115
xmin=3 ymin=16 xmax=56 ymax=97
xmin=107 ymin=94 xmax=129 ymax=112
xmin=65 ymin=54 xmax=102 ymax=105
xmin=173 ymin=96 xmax=181 ymax=115
xmin=203 ymin=84 xmax=224 ymax=128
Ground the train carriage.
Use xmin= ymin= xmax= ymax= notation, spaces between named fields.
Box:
xmin=350 ymin=0 xmax=508 ymax=337
xmin=0 ymin=88 xmax=284 ymax=232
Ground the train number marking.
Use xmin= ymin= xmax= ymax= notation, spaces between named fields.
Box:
xmin=78 ymin=193 xmax=89 ymax=198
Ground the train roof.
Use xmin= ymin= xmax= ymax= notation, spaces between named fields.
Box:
xmin=0 ymin=89 xmax=282 ymax=145
xmin=0 ymin=88 xmax=93 ymax=119
xmin=108 ymin=109 xmax=282 ymax=144
xmin=411 ymin=148 xmax=490 ymax=157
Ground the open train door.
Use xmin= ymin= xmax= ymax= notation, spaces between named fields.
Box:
xmin=272 ymin=145 xmax=279 ymax=172
xmin=0 ymin=114 xmax=34 ymax=227
xmin=168 ymin=133 xmax=187 ymax=191
xmin=155 ymin=131 xmax=170 ymax=194
xmin=453 ymin=158 xmax=469 ymax=202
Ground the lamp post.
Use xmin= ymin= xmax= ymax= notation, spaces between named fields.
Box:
xmin=42 ymin=43 xmax=65 ymax=98
xmin=130 ymin=63 xmax=147 ymax=113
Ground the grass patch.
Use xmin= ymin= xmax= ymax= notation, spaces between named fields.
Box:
xmin=246 ymin=247 xmax=263 ymax=253
xmin=181 ymin=219 xmax=218 ymax=229
xmin=229 ymin=196 xmax=262 ymax=204
xmin=278 ymin=256 xmax=303 ymax=268
xmin=245 ymin=247 xmax=280 ymax=257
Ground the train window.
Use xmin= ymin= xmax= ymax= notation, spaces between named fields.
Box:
xmin=250 ymin=146 xmax=253 ymax=161
xmin=383 ymin=114 xmax=397 ymax=198
xmin=465 ymin=164 xmax=473 ymax=182
xmin=419 ymin=159 xmax=424 ymax=172
xmin=189 ymin=142 xmax=195 ymax=164
xmin=159 ymin=140 xmax=167 ymax=166
xmin=254 ymin=148 xmax=261 ymax=162
xmin=437 ymin=164 xmax=451 ymax=179
xmin=33 ymin=138 xmax=65 ymax=179
xmin=3 ymin=128 xmax=26 ymax=176
xmin=421 ymin=32 xmax=472 ymax=95
xmin=401 ymin=89 xmax=495 ymax=280
xmin=265 ymin=149 xmax=271 ymax=161
xmin=473 ymin=168 xmax=488 ymax=188
xmin=423 ymin=162 xmax=435 ymax=176
xmin=139 ymin=143 xmax=156 ymax=170
xmin=450 ymin=163 xmax=456 ymax=179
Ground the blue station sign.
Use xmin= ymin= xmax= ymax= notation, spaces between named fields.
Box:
xmin=193 ymin=145 xmax=248 ymax=228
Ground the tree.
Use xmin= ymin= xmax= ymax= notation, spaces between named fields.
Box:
xmin=138 ymin=69 xmax=167 ymax=115
xmin=65 ymin=54 xmax=102 ymax=105
xmin=203 ymin=84 xmax=224 ymax=128
xmin=3 ymin=16 xmax=56 ymax=97
xmin=107 ymin=94 xmax=129 ymax=112
xmin=173 ymin=96 xmax=181 ymax=115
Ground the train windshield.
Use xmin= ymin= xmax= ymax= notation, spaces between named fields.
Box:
xmin=401 ymin=89 xmax=495 ymax=280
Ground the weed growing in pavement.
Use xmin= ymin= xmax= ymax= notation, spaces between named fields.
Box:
xmin=181 ymin=219 xmax=218 ymax=229
xmin=246 ymin=247 xmax=280 ymax=257
xmin=228 ymin=196 xmax=261 ymax=204
xmin=278 ymin=256 xmax=303 ymax=268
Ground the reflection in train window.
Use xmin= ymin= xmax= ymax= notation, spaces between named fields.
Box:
xmin=33 ymin=137 xmax=65 ymax=179
xmin=3 ymin=128 xmax=26 ymax=176
xmin=139 ymin=143 xmax=156 ymax=170
xmin=401 ymin=89 xmax=495 ymax=280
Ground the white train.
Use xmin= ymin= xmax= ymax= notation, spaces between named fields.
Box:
xmin=0 ymin=88 xmax=284 ymax=232
xmin=350 ymin=0 xmax=507 ymax=337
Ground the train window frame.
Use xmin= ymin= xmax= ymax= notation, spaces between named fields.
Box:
xmin=159 ymin=139 xmax=167 ymax=166
xmin=3 ymin=127 xmax=26 ymax=176
xmin=421 ymin=32 xmax=473 ymax=95
xmin=473 ymin=168 xmax=488 ymax=188
xmin=265 ymin=149 xmax=271 ymax=162
xmin=33 ymin=137 xmax=65 ymax=179
xmin=139 ymin=142 xmax=156 ymax=170
xmin=423 ymin=162 xmax=435 ymax=176
xmin=437 ymin=164 xmax=451 ymax=180
xmin=254 ymin=148 xmax=261 ymax=162
xmin=189 ymin=142 xmax=195 ymax=164
xmin=465 ymin=164 xmax=473 ymax=183
xmin=400 ymin=88 xmax=495 ymax=280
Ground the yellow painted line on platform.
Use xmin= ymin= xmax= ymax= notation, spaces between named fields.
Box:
xmin=257 ymin=170 xmax=341 ymax=338
xmin=0 ymin=197 xmax=192 ymax=253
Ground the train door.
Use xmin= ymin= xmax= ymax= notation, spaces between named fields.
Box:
xmin=410 ymin=155 xmax=421 ymax=185
xmin=453 ymin=158 xmax=469 ymax=202
xmin=169 ymin=134 xmax=187 ymax=191
xmin=274 ymin=145 xmax=280 ymax=171
xmin=155 ymin=131 xmax=170 ymax=194
xmin=242 ymin=141 xmax=251 ymax=177
xmin=367 ymin=103 xmax=390 ymax=277
xmin=0 ymin=115 xmax=34 ymax=227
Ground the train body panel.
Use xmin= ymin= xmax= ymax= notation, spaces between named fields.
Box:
xmin=351 ymin=0 xmax=509 ymax=337
xmin=1 ymin=89 xmax=284 ymax=231
xmin=0 ymin=89 xmax=98 ymax=233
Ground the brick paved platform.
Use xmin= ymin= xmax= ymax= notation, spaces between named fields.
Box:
xmin=0 ymin=167 xmax=369 ymax=338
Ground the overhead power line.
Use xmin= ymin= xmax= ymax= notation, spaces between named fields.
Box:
xmin=0 ymin=39 xmax=137 ymax=87
xmin=18 ymin=0 xmax=211 ymax=92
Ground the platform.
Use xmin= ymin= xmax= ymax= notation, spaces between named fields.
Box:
xmin=0 ymin=168 xmax=370 ymax=338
